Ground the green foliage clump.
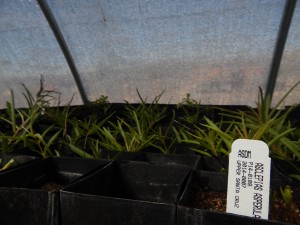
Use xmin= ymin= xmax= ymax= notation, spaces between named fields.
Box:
xmin=0 ymin=78 xmax=63 ymax=158
xmin=0 ymin=78 xmax=299 ymax=175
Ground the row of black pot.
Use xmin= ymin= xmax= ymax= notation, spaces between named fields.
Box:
xmin=0 ymin=153 xmax=298 ymax=225
xmin=0 ymin=150 xmax=297 ymax=179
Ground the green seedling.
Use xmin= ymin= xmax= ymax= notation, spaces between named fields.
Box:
xmin=0 ymin=77 xmax=63 ymax=157
xmin=175 ymin=117 xmax=236 ymax=157
xmin=98 ymin=114 xmax=158 ymax=153
xmin=0 ymin=159 xmax=14 ymax=171
xmin=66 ymin=112 xmax=113 ymax=158
xmin=123 ymin=89 xmax=168 ymax=134
xmin=177 ymin=93 xmax=204 ymax=125
xmin=219 ymin=81 xmax=300 ymax=161
xmin=280 ymin=186 xmax=293 ymax=206
xmin=151 ymin=110 xmax=178 ymax=154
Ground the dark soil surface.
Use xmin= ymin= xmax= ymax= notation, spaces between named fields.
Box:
xmin=191 ymin=186 xmax=226 ymax=212
xmin=190 ymin=183 xmax=300 ymax=225
xmin=40 ymin=181 xmax=64 ymax=192
xmin=269 ymin=188 xmax=300 ymax=225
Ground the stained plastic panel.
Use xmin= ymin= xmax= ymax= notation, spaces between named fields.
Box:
xmin=274 ymin=1 xmax=300 ymax=106
xmin=48 ymin=0 xmax=284 ymax=105
xmin=0 ymin=0 xmax=82 ymax=109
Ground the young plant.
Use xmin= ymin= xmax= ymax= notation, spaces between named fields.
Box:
xmin=66 ymin=94 xmax=161 ymax=158
xmin=270 ymin=185 xmax=300 ymax=224
xmin=280 ymin=186 xmax=293 ymax=206
xmin=87 ymin=95 xmax=112 ymax=116
xmin=97 ymin=113 xmax=158 ymax=153
xmin=176 ymin=93 xmax=204 ymax=125
xmin=151 ymin=110 xmax=178 ymax=154
xmin=219 ymin=81 xmax=300 ymax=160
xmin=89 ymin=90 xmax=168 ymax=154
xmin=123 ymin=89 xmax=169 ymax=136
xmin=175 ymin=117 xmax=236 ymax=157
xmin=24 ymin=124 xmax=62 ymax=158
xmin=66 ymin=112 xmax=113 ymax=158
xmin=43 ymin=94 xmax=73 ymax=132
xmin=0 ymin=78 xmax=63 ymax=157
xmin=176 ymin=93 xmax=216 ymax=128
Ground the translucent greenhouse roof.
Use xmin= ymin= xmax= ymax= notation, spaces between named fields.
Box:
xmin=0 ymin=0 xmax=299 ymax=109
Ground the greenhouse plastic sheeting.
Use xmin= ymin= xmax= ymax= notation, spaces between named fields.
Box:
xmin=275 ymin=0 xmax=300 ymax=106
xmin=0 ymin=0 xmax=83 ymax=108
xmin=0 ymin=0 xmax=299 ymax=108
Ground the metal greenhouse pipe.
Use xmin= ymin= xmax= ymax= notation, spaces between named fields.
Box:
xmin=37 ymin=0 xmax=89 ymax=105
xmin=265 ymin=0 xmax=297 ymax=102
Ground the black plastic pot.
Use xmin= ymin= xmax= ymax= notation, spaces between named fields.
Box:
xmin=169 ymin=145 xmax=196 ymax=155
xmin=196 ymin=156 xmax=291 ymax=181
xmin=198 ymin=155 xmax=229 ymax=172
xmin=60 ymin=161 xmax=191 ymax=225
xmin=0 ymin=154 xmax=39 ymax=172
xmin=177 ymin=170 xmax=297 ymax=225
xmin=273 ymin=159 xmax=300 ymax=180
xmin=97 ymin=148 xmax=143 ymax=160
xmin=130 ymin=152 xmax=201 ymax=169
xmin=0 ymin=157 xmax=110 ymax=225
xmin=178 ymin=209 xmax=287 ymax=225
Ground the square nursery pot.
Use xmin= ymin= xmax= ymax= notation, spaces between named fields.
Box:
xmin=129 ymin=152 xmax=201 ymax=169
xmin=60 ymin=161 xmax=191 ymax=225
xmin=98 ymin=148 xmax=143 ymax=160
xmin=0 ymin=153 xmax=39 ymax=172
xmin=177 ymin=170 xmax=299 ymax=225
xmin=198 ymin=155 xmax=229 ymax=172
xmin=273 ymin=159 xmax=300 ymax=181
xmin=197 ymin=156 xmax=291 ymax=180
xmin=0 ymin=157 xmax=110 ymax=225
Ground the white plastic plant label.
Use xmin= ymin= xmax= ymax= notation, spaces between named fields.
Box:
xmin=226 ymin=139 xmax=271 ymax=219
